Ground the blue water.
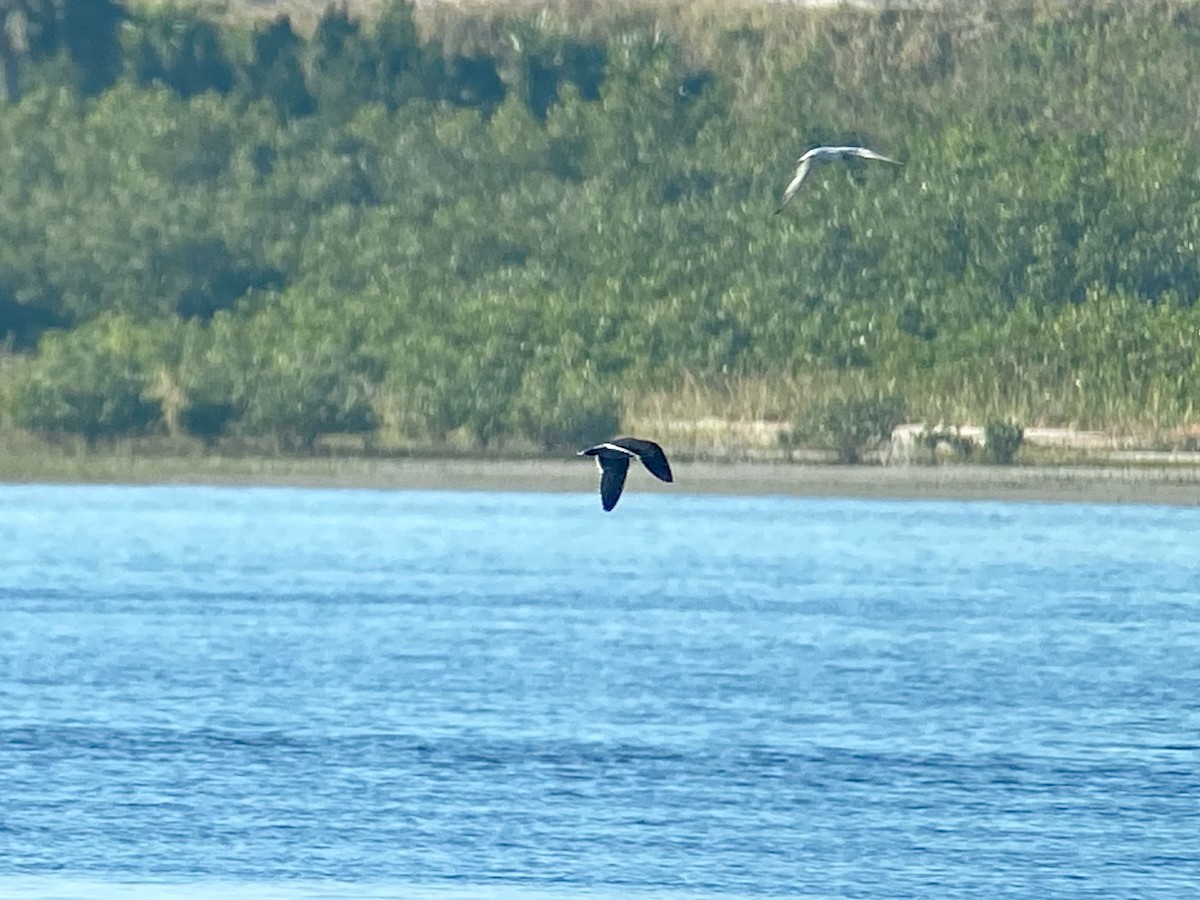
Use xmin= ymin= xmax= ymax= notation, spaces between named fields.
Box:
xmin=1 ymin=483 xmax=1199 ymax=899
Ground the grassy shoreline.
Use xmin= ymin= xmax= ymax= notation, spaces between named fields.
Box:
xmin=4 ymin=448 xmax=1200 ymax=506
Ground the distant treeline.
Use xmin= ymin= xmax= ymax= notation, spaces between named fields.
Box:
xmin=2 ymin=0 xmax=1200 ymax=451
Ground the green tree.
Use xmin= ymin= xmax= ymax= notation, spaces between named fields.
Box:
xmin=242 ymin=16 xmax=314 ymax=120
xmin=11 ymin=315 xmax=163 ymax=445
xmin=125 ymin=8 xmax=235 ymax=98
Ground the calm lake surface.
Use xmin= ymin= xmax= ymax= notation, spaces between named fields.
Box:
xmin=2 ymin=483 xmax=1199 ymax=899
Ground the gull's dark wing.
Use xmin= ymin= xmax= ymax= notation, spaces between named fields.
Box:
xmin=638 ymin=443 xmax=673 ymax=483
xmin=612 ymin=437 xmax=673 ymax=484
xmin=599 ymin=455 xmax=632 ymax=512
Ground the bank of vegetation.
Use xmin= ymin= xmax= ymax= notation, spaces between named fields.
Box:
xmin=2 ymin=0 xmax=1200 ymax=461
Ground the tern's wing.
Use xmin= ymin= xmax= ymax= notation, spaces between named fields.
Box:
xmin=848 ymin=147 xmax=902 ymax=165
xmin=598 ymin=455 xmax=632 ymax=511
xmin=775 ymin=158 xmax=813 ymax=213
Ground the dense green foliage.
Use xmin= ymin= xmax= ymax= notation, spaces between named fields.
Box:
xmin=984 ymin=419 xmax=1026 ymax=464
xmin=3 ymin=0 xmax=1200 ymax=452
xmin=788 ymin=394 xmax=908 ymax=464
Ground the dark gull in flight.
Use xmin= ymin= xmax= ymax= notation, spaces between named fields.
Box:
xmin=578 ymin=437 xmax=674 ymax=511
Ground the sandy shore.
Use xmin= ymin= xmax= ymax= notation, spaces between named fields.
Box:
xmin=5 ymin=453 xmax=1200 ymax=506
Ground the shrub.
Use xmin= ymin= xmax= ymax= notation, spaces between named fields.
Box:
xmin=511 ymin=363 xmax=621 ymax=450
xmin=919 ymin=427 xmax=977 ymax=464
xmin=984 ymin=419 xmax=1024 ymax=464
xmin=241 ymin=360 xmax=377 ymax=451
xmin=793 ymin=394 xmax=907 ymax=464
xmin=10 ymin=320 xmax=161 ymax=445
